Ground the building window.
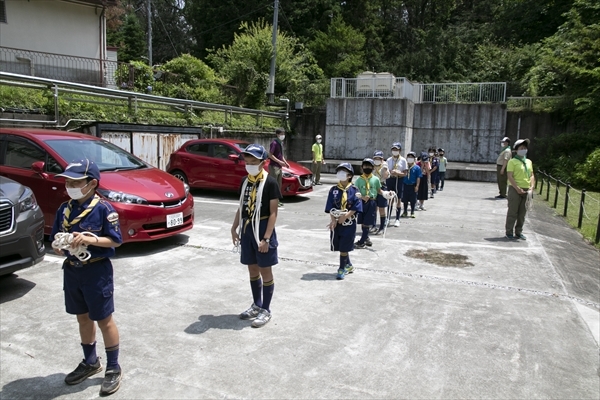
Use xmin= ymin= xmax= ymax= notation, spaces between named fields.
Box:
xmin=0 ymin=1 xmax=6 ymax=23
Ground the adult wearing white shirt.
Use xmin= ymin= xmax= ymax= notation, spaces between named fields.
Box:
xmin=386 ymin=142 xmax=408 ymax=227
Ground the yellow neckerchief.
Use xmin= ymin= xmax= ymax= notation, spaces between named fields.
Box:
xmin=245 ymin=170 xmax=265 ymax=228
xmin=392 ymin=156 xmax=399 ymax=170
xmin=336 ymin=181 xmax=352 ymax=210
xmin=407 ymin=163 xmax=414 ymax=180
xmin=375 ymin=163 xmax=384 ymax=178
xmin=360 ymin=173 xmax=372 ymax=195
xmin=62 ymin=194 xmax=100 ymax=232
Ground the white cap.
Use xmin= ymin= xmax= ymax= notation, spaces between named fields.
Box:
xmin=316 ymin=134 xmax=322 ymax=139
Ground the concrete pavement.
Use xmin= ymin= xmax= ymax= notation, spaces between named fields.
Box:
xmin=1 ymin=177 xmax=599 ymax=399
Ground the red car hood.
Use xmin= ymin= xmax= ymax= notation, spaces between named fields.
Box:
xmin=278 ymin=160 xmax=312 ymax=176
xmin=98 ymin=168 xmax=186 ymax=201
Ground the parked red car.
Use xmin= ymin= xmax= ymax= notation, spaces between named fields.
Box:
xmin=0 ymin=128 xmax=194 ymax=243
xmin=166 ymin=139 xmax=313 ymax=196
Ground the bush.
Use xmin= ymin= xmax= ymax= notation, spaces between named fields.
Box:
xmin=575 ymin=148 xmax=600 ymax=191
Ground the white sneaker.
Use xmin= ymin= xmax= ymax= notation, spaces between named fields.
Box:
xmin=393 ymin=219 xmax=400 ymax=227
xmin=251 ymin=309 xmax=272 ymax=328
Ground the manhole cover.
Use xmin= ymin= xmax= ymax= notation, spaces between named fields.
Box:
xmin=405 ymin=249 xmax=473 ymax=268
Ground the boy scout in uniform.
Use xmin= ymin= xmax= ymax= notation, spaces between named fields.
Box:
xmin=51 ymin=159 xmax=123 ymax=396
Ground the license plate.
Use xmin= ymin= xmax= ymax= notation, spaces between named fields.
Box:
xmin=303 ymin=178 xmax=311 ymax=187
xmin=166 ymin=212 xmax=184 ymax=228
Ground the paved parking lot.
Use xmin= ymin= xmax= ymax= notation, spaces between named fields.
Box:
xmin=1 ymin=177 xmax=599 ymax=399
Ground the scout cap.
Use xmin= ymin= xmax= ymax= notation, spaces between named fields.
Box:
xmin=420 ymin=152 xmax=429 ymax=161
xmin=514 ymin=138 xmax=530 ymax=148
xmin=362 ymin=158 xmax=375 ymax=166
xmin=316 ymin=134 xmax=322 ymax=139
xmin=56 ymin=159 xmax=100 ymax=181
xmin=407 ymin=151 xmax=417 ymax=157
xmin=336 ymin=162 xmax=353 ymax=174
xmin=373 ymin=150 xmax=384 ymax=159
xmin=391 ymin=142 xmax=402 ymax=150
xmin=242 ymin=144 xmax=268 ymax=160
xmin=502 ymin=137 xmax=511 ymax=143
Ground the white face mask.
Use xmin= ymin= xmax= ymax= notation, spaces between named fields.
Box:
xmin=517 ymin=149 xmax=528 ymax=157
xmin=406 ymin=157 xmax=415 ymax=164
xmin=392 ymin=150 xmax=400 ymax=156
xmin=316 ymin=139 xmax=321 ymax=143
xmin=278 ymin=135 xmax=285 ymax=141
xmin=245 ymin=164 xmax=261 ymax=176
xmin=66 ymin=182 xmax=91 ymax=200
xmin=336 ymin=171 xmax=349 ymax=181
xmin=429 ymin=153 xmax=434 ymax=157
xmin=374 ymin=160 xmax=382 ymax=166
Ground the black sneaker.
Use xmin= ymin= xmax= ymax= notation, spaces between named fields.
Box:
xmin=65 ymin=359 xmax=102 ymax=385
xmin=354 ymin=241 xmax=366 ymax=249
xmin=100 ymin=367 xmax=122 ymax=396
xmin=365 ymin=238 xmax=372 ymax=247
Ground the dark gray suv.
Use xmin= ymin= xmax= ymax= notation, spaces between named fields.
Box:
xmin=0 ymin=176 xmax=45 ymax=276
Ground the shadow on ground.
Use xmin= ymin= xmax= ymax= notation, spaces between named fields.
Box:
xmin=0 ymin=373 xmax=102 ymax=399
xmin=0 ymin=274 xmax=36 ymax=304
xmin=185 ymin=314 xmax=250 ymax=334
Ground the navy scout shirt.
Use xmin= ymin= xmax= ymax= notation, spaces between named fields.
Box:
xmin=51 ymin=195 xmax=123 ymax=260
xmin=325 ymin=184 xmax=363 ymax=224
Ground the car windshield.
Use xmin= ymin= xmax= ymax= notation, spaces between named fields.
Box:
xmin=235 ymin=142 xmax=249 ymax=151
xmin=45 ymin=139 xmax=147 ymax=172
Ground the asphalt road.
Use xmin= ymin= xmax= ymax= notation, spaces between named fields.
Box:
xmin=1 ymin=177 xmax=599 ymax=399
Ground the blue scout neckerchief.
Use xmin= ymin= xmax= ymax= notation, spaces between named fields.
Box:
xmin=62 ymin=195 xmax=100 ymax=232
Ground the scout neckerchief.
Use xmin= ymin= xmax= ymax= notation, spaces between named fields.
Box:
xmin=514 ymin=155 xmax=531 ymax=178
xmin=392 ymin=156 xmax=400 ymax=170
xmin=245 ymin=169 xmax=265 ymax=225
xmin=407 ymin=164 xmax=414 ymax=181
xmin=337 ymin=181 xmax=352 ymax=210
xmin=375 ymin=163 xmax=384 ymax=178
xmin=360 ymin=173 xmax=372 ymax=197
xmin=501 ymin=145 xmax=511 ymax=154
xmin=62 ymin=194 xmax=100 ymax=232
xmin=237 ymin=169 xmax=269 ymax=246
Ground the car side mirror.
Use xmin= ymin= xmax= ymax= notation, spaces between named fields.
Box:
xmin=228 ymin=154 xmax=240 ymax=162
xmin=31 ymin=161 xmax=49 ymax=179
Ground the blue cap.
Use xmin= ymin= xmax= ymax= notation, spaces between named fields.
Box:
xmin=391 ymin=142 xmax=402 ymax=150
xmin=56 ymin=159 xmax=100 ymax=181
xmin=362 ymin=158 xmax=375 ymax=166
xmin=336 ymin=162 xmax=353 ymax=174
xmin=420 ymin=152 xmax=429 ymax=161
xmin=242 ymin=144 xmax=268 ymax=160
xmin=373 ymin=150 xmax=384 ymax=159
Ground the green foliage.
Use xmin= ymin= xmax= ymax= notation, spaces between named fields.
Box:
xmin=155 ymin=54 xmax=221 ymax=103
xmin=309 ymin=16 xmax=365 ymax=78
xmin=575 ymin=148 xmax=600 ymax=191
xmin=115 ymin=61 xmax=154 ymax=92
xmin=118 ymin=13 xmax=147 ymax=63
xmin=207 ymin=20 xmax=323 ymax=108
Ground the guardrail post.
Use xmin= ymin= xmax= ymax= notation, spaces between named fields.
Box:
xmin=52 ymin=84 xmax=59 ymax=126
xmin=539 ymin=173 xmax=544 ymax=196
xmin=578 ymin=189 xmax=586 ymax=229
xmin=546 ymin=175 xmax=551 ymax=201
xmin=553 ymin=179 xmax=560 ymax=208
xmin=564 ymin=183 xmax=570 ymax=217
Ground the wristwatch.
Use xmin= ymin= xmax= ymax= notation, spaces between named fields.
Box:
xmin=263 ymin=238 xmax=270 ymax=244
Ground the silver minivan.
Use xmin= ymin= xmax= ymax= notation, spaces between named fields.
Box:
xmin=0 ymin=176 xmax=45 ymax=276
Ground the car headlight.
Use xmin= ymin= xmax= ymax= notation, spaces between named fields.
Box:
xmin=282 ymin=171 xmax=294 ymax=178
xmin=184 ymin=183 xmax=190 ymax=197
xmin=19 ymin=188 xmax=38 ymax=212
xmin=97 ymin=189 xmax=148 ymax=205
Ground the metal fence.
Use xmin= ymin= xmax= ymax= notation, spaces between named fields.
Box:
xmin=330 ymin=77 xmax=506 ymax=103
xmin=330 ymin=77 xmax=418 ymax=102
xmin=0 ymin=46 xmax=123 ymax=88
xmin=536 ymin=171 xmax=600 ymax=244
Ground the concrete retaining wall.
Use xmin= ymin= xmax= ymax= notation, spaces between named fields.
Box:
xmin=325 ymin=99 xmax=506 ymax=163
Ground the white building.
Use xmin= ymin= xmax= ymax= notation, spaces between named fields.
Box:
xmin=0 ymin=0 xmax=118 ymax=86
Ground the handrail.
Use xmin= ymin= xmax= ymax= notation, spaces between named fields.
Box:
xmin=0 ymin=72 xmax=286 ymax=127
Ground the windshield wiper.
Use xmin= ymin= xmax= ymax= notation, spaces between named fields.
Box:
xmin=100 ymin=165 xmax=145 ymax=172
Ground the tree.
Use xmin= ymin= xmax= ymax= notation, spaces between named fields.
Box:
xmin=309 ymin=15 xmax=365 ymax=78
xmin=208 ymin=20 xmax=323 ymax=109
xmin=118 ymin=13 xmax=147 ymax=63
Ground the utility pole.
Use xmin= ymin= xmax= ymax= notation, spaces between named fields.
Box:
xmin=267 ymin=0 xmax=279 ymax=103
xmin=147 ymin=0 xmax=152 ymax=67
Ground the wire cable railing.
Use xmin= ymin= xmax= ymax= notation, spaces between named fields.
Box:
xmin=536 ymin=170 xmax=600 ymax=244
